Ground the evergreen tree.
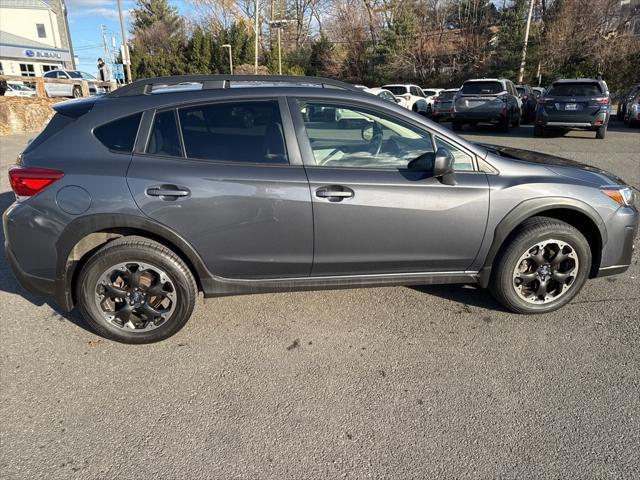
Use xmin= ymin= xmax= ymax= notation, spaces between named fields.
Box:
xmin=129 ymin=0 xmax=187 ymax=79
xmin=187 ymin=26 xmax=212 ymax=74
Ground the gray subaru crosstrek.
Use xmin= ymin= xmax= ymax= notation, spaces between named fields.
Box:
xmin=3 ymin=75 xmax=638 ymax=344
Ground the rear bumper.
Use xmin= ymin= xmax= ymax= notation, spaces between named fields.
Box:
xmin=536 ymin=108 xmax=609 ymax=129
xmin=5 ymin=244 xmax=56 ymax=297
xmin=452 ymin=110 xmax=505 ymax=123
xmin=3 ymin=203 xmax=73 ymax=311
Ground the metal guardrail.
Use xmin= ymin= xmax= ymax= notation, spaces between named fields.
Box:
xmin=0 ymin=74 xmax=114 ymax=98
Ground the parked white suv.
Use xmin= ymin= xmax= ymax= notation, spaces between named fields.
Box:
xmin=422 ymin=87 xmax=444 ymax=113
xmin=43 ymin=70 xmax=106 ymax=98
xmin=381 ymin=84 xmax=429 ymax=115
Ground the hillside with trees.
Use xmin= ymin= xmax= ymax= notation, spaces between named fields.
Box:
xmin=126 ymin=0 xmax=640 ymax=93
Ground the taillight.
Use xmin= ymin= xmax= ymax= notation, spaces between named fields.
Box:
xmin=594 ymin=97 xmax=609 ymax=105
xmin=8 ymin=166 xmax=64 ymax=198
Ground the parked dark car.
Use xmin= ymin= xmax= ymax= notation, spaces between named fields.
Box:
xmin=452 ymin=78 xmax=522 ymax=132
xmin=516 ymin=84 xmax=537 ymax=123
xmin=431 ymin=88 xmax=458 ymax=122
xmin=532 ymin=87 xmax=546 ymax=99
xmin=623 ymin=91 xmax=640 ymax=127
xmin=617 ymin=83 xmax=640 ymax=121
xmin=4 ymin=75 xmax=637 ymax=343
xmin=534 ymin=79 xmax=611 ymax=139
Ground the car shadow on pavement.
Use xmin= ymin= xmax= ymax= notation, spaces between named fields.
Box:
xmin=411 ymin=283 xmax=509 ymax=312
xmin=0 ymin=191 xmax=92 ymax=333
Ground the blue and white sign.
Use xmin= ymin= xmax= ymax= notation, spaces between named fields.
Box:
xmin=111 ymin=63 xmax=125 ymax=81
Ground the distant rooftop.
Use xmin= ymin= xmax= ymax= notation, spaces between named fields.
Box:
xmin=0 ymin=0 xmax=51 ymax=8
xmin=0 ymin=30 xmax=57 ymax=49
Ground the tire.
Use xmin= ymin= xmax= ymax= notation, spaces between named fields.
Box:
xmin=533 ymin=125 xmax=544 ymax=137
xmin=452 ymin=121 xmax=462 ymax=132
xmin=489 ymin=217 xmax=591 ymax=314
xmin=76 ymin=236 xmax=198 ymax=344
xmin=596 ymin=125 xmax=606 ymax=139
xmin=500 ymin=113 xmax=511 ymax=133
xmin=72 ymin=86 xmax=82 ymax=98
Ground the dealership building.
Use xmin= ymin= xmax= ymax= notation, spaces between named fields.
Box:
xmin=0 ymin=0 xmax=75 ymax=77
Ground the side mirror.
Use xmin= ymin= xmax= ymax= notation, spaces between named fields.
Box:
xmin=433 ymin=148 xmax=456 ymax=185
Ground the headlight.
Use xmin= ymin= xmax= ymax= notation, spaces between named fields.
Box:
xmin=601 ymin=186 xmax=635 ymax=207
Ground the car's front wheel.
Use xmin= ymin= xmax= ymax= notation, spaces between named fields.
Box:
xmin=77 ymin=236 xmax=197 ymax=344
xmin=490 ymin=217 xmax=591 ymax=314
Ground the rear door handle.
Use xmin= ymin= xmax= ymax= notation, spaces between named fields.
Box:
xmin=146 ymin=185 xmax=190 ymax=198
xmin=315 ymin=186 xmax=354 ymax=202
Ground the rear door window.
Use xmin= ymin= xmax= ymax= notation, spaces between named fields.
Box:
xmin=462 ymin=81 xmax=504 ymax=95
xmin=178 ymin=100 xmax=288 ymax=164
xmin=548 ymin=82 xmax=603 ymax=96
xmin=94 ymin=112 xmax=142 ymax=153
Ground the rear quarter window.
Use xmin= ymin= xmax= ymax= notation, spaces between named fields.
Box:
xmin=94 ymin=113 xmax=142 ymax=153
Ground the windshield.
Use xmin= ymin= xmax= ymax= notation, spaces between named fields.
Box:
xmin=80 ymin=71 xmax=96 ymax=80
xmin=423 ymin=90 xmax=438 ymax=96
xmin=9 ymin=83 xmax=31 ymax=91
xmin=516 ymin=86 xmax=526 ymax=96
xmin=383 ymin=86 xmax=408 ymax=95
xmin=548 ymin=82 xmax=602 ymax=96
xmin=461 ymin=81 xmax=504 ymax=95
xmin=438 ymin=91 xmax=456 ymax=100
xmin=66 ymin=71 xmax=83 ymax=79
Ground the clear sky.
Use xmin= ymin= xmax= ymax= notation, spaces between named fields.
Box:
xmin=65 ymin=0 xmax=191 ymax=75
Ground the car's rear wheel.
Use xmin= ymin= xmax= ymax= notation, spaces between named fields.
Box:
xmin=500 ymin=113 xmax=511 ymax=133
xmin=490 ymin=217 xmax=591 ymax=314
xmin=596 ymin=125 xmax=606 ymax=139
xmin=72 ymin=86 xmax=82 ymax=98
xmin=77 ymin=236 xmax=197 ymax=344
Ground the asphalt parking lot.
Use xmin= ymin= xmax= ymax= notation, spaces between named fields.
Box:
xmin=1 ymin=121 xmax=639 ymax=479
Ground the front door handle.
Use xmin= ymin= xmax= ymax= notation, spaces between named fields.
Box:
xmin=315 ymin=186 xmax=354 ymax=202
xmin=146 ymin=185 xmax=190 ymax=199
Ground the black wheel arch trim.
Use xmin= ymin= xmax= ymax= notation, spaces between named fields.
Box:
xmin=55 ymin=213 xmax=212 ymax=311
xmin=477 ymin=197 xmax=607 ymax=288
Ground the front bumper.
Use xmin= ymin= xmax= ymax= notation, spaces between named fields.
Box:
xmin=596 ymin=205 xmax=638 ymax=277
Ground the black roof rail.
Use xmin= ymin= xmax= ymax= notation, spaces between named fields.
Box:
xmin=108 ymin=74 xmax=363 ymax=97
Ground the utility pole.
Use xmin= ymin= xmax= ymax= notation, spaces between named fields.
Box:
xmin=254 ymin=0 xmax=259 ymax=74
xmin=117 ymin=0 xmax=132 ymax=83
xmin=222 ymin=44 xmax=233 ymax=74
xmin=100 ymin=24 xmax=111 ymax=63
xmin=518 ymin=0 xmax=535 ymax=84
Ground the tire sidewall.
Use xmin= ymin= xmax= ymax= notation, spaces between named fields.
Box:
xmin=494 ymin=226 xmax=591 ymax=314
xmin=77 ymin=245 xmax=196 ymax=344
